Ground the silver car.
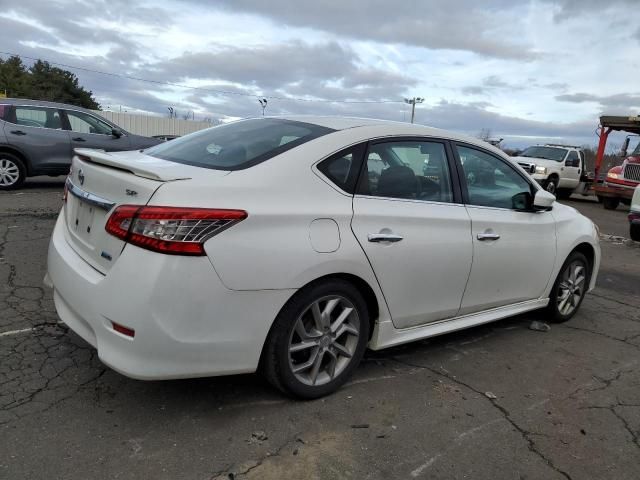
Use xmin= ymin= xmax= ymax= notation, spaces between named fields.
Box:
xmin=0 ymin=98 xmax=161 ymax=189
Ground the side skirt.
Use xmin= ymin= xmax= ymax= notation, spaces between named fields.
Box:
xmin=368 ymin=298 xmax=549 ymax=350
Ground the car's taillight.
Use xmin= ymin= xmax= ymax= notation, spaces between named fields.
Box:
xmin=105 ymin=205 xmax=247 ymax=255
xmin=630 ymin=211 xmax=640 ymax=223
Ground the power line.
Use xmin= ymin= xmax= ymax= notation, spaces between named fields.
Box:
xmin=0 ymin=50 xmax=405 ymax=105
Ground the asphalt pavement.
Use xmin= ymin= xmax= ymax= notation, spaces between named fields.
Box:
xmin=1 ymin=178 xmax=639 ymax=479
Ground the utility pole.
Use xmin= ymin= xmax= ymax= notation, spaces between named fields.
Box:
xmin=258 ymin=98 xmax=268 ymax=116
xmin=404 ymin=97 xmax=424 ymax=123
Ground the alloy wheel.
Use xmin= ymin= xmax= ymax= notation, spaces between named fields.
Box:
xmin=0 ymin=158 xmax=20 ymax=186
xmin=288 ymin=295 xmax=360 ymax=386
xmin=546 ymin=181 xmax=556 ymax=194
xmin=556 ymin=260 xmax=586 ymax=316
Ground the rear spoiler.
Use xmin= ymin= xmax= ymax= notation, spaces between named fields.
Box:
xmin=73 ymin=148 xmax=191 ymax=181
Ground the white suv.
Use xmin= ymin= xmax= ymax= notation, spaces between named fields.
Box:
xmin=512 ymin=144 xmax=586 ymax=199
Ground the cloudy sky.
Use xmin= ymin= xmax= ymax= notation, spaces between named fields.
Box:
xmin=1 ymin=0 xmax=638 ymax=148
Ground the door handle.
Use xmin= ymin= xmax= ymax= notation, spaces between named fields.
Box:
xmin=368 ymin=233 xmax=404 ymax=243
xmin=72 ymin=137 xmax=87 ymax=142
xmin=10 ymin=130 xmax=26 ymax=136
xmin=477 ymin=232 xmax=500 ymax=241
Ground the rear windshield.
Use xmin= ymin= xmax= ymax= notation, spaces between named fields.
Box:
xmin=145 ymin=118 xmax=334 ymax=170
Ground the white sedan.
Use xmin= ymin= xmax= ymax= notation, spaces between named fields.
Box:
xmin=46 ymin=117 xmax=600 ymax=398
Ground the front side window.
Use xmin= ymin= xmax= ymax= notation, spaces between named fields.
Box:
xmin=458 ymin=145 xmax=533 ymax=209
xmin=146 ymin=118 xmax=334 ymax=171
xmin=566 ymin=151 xmax=579 ymax=166
xmin=358 ymin=140 xmax=453 ymax=202
xmin=66 ymin=111 xmax=114 ymax=135
xmin=14 ymin=106 xmax=63 ymax=129
xmin=520 ymin=146 xmax=568 ymax=162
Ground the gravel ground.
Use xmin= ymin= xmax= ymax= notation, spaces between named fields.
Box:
xmin=1 ymin=178 xmax=639 ymax=479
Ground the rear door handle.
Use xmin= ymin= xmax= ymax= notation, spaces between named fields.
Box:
xmin=477 ymin=233 xmax=500 ymax=241
xmin=72 ymin=137 xmax=87 ymax=142
xmin=368 ymin=233 xmax=404 ymax=243
xmin=10 ymin=130 xmax=26 ymax=136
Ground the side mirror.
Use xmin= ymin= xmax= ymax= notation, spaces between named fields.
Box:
xmin=111 ymin=128 xmax=122 ymax=138
xmin=621 ymin=137 xmax=630 ymax=157
xmin=533 ymin=189 xmax=555 ymax=210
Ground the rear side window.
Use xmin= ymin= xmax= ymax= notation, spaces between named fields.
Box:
xmin=13 ymin=106 xmax=63 ymax=129
xmin=317 ymin=144 xmax=366 ymax=193
xmin=146 ymin=118 xmax=334 ymax=171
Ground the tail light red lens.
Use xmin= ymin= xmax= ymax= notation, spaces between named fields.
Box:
xmin=105 ymin=205 xmax=247 ymax=255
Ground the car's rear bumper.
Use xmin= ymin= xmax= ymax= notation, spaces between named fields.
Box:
xmin=46 ymin=210 xmax=294 ymax=380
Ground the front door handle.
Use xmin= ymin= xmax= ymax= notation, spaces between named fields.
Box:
xmin=72 ymin=137 xmax=87 ymax=142
xmin=477 ymin=232 xmax=500 ymax=241
xmin=368 ymin=233 xmax=404 ymax=243
xmin=10 ymin=130 xmax=26 ymax=136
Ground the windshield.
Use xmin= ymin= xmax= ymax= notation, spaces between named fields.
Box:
xmin=631 ymin=142 xmax=640 ymax=156
xmin=146 ymin=118 xmax=334 ymax=170
xmin=519 ymin=146 xmax=568 ymax=162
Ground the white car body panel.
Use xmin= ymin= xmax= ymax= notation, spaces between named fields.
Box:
xmin=460 ymin=205 xmax=557 ymax=314
xmin=351 ymin=196 xmax=472 ymax=328
xmin=46 ymin=116 xmax=601 ymax=381
xmin=512 ymin=155 xmax=580 ymax=189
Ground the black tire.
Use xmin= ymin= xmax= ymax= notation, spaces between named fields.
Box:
xmin=631 ymin=223 xmax=640 ymax=242
xmin=0 ymin=153 xmax=26 ymax=190
xmin=544 ymin=176 xmax=559 ymax=195
xmin=602 ymin=197 xmax=619 ymax=210
xmin=556 ymin=189 xmax=573 ymax=200
xmin=261 ymin=279 xmax=370 ymax=399
xmin=546 ymin=251 xmax=590 ymax=323
xmin=596 ymin=196 xmax=603 ymax=203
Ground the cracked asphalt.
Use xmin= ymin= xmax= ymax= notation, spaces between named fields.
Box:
xmin=1 ymin=178 xmax=639 ymax=480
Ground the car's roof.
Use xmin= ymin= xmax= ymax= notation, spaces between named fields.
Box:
xmin=1 ymin=97 xmax=95 ymax=114
xmin=272 ymin=115 xmax=508 ymax=158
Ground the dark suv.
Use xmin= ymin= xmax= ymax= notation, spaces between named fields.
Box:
xmin=0 ymin=99 xmax=162 ymax=189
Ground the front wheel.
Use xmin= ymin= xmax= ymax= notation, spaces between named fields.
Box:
xmin=546 ymin=251 xmax=590 ymax=323
xmin=261 ymin=279 xmax=369 ymax=398
xmin=544 ymin=177 xmax=558 ymax=195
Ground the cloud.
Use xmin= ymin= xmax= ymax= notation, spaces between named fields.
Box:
xmin=146 ymin=40 xmax=416 ymax=100
xmin=556 ymin=93 xmax=640 ymax=113
xmin=194 ymin=0 xmax=537 ymax=59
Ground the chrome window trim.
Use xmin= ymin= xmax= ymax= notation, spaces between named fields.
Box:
xmin=66 ymin=177 xmax=116 ymax=210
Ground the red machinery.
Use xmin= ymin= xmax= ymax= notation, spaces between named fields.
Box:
xmin=594 ymin=116 xmax=640 ymax=210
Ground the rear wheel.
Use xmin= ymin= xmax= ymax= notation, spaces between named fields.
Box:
xmin=631 ymin=223 xmax=640 ymax=242
xmin=547 ymin=251 xmax=590 ymax=323
xmin=603 ymin=197 xmax=619 ymax=210
xmin=556 ymin=188 xmax=573 ymax=200
xmin=0 ymin=153 xmax=26 ymax=190
xmin=261 ymin=279 xmax=369 ymax=398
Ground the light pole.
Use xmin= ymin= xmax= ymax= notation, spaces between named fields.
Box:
xmin=404 ymin=97 xmax=424 ymax=123
xmin=258 ymin=98 xmax=268 ymax=116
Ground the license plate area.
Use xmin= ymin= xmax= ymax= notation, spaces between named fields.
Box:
xmin=65 ymin=196 xmax=101 ymax=247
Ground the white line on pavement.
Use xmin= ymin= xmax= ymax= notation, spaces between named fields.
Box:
xmin=0 ymin=327 xmax=34 ymax=337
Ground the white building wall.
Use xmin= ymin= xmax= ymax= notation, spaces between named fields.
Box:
xmin=93 ymin=111 xmax=213 ymax=137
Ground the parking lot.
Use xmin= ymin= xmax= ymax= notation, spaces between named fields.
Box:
xmin=1 ymin=178 xmax=639 ymax=479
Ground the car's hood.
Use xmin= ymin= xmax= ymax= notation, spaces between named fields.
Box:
xmin=511 ymin=156 xmax=558 ymax=167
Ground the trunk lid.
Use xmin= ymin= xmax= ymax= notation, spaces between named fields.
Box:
xmin=64 ymin=149 xmax=227 ymax=273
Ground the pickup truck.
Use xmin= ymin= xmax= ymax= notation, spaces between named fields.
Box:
xmin=511 ymin=144 xmax=590 ymax=199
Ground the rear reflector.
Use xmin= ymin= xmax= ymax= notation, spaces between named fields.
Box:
xmin=112 ymin=322 xmax=135 ymax=338
xmin=105 ymin=205 xmax=247 ymax=255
